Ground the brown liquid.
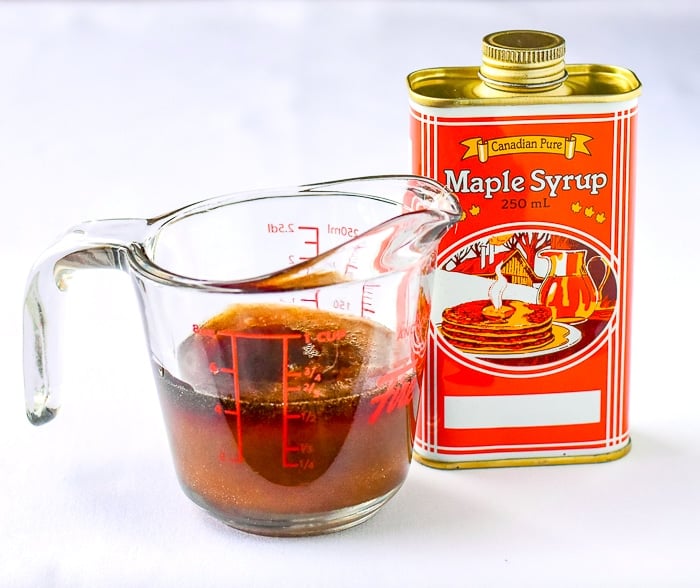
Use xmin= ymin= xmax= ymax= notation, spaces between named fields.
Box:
xmin=154 ymin=304 xmax=417 ymax=522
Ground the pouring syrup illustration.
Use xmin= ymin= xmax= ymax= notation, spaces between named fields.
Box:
xmin=536 ymin=248 xmax=612 ymax=324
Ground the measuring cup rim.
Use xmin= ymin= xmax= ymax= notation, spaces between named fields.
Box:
xmin=149 ymin=173 xmax=458 ymax=221
xmin=126 ymin=174 xmax=461 ymax=292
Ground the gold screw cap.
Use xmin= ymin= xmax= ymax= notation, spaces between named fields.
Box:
xmin=479 ymin=30 xmax=567 ymax=91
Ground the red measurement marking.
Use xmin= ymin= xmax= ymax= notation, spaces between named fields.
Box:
xmin=198 ymin=327 xmax=314 ymax=470
xmin=209 ymin=362 xmax=234 ymax=375
xmin=214 ymin=404 xmax=238 ymax=417
xmin=199 ymin=328 xmax=303 ymax=465
xmin=214 ymin=404 xmax=243 ymax=463
xmin=315 ymin=330 xmax=347 ymax=343
xmin=192 ymin=324 xmax=216 ymax=337
xmin=361 ymin=283 xmax=380 ymax=316
xmin=282 ymin=335 xmax=299 ymax=468
xmin=298 ymin=289 xmax=320 ymax=309
xmin=297 ymin=226 xmax=320 ymax=261
xmin=344 ymin=243 xmax=365 ymax=274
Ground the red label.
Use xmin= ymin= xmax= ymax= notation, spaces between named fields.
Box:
xmin=411 ymin=104 xmax=637 ymax=463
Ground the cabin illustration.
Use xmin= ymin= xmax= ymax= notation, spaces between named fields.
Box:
xmin=452 ymin=248 xmax=539 ymax=287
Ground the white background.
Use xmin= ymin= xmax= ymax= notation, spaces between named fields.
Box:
xmin=2 ymin=1 xmax=699 ymax=586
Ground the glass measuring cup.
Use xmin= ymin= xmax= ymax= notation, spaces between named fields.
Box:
xmin=23 ymin=175 xmax=462 ymax=536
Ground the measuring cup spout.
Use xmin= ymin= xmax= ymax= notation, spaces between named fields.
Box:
xmin=23 ymin=218 xmax=149 ymax=424
xmin=249 ymin=176 xmax=464 ymax=290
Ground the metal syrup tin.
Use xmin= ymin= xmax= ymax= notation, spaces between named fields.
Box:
xmin=408 ymin=30 xmax=642 ymax=468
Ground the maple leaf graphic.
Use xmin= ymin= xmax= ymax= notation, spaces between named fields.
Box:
xmin=596 ymin=212 xmax=607 ymax=223
xmin=584 ymin=206 xmax=595 ymax=218
xmin=571 ymin=201 xmax=582 ymax=213
xmin=469 ymin=204 xmax=481 ymax=216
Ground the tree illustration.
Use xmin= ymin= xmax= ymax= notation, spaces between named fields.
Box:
xmin=445 ymin=242 xmax=481 ymax=271
xmin=550 ymin=235 xmax=577 ymax=249
xmin=504 ymin=232 xmax=551 ymax=267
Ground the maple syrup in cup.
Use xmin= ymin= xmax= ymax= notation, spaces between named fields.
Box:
xmin=155 ymin=303 xmax=418 ymax=536
xmin=23 ymin=175 xmax=462 ymax=536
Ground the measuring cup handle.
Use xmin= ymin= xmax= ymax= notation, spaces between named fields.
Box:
xmin=23 ymin=219 xmax=148 ymax=425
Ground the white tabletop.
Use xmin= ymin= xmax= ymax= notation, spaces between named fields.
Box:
xmin=2 ymin=2 xmax=699 ymax=587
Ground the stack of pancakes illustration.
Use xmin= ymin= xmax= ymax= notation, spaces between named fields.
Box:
xmin=440 ymin=299 xmax=555 ymax=353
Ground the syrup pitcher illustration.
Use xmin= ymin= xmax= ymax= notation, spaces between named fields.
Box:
xmin=536 ymin=248 xmax=612 ymax=323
